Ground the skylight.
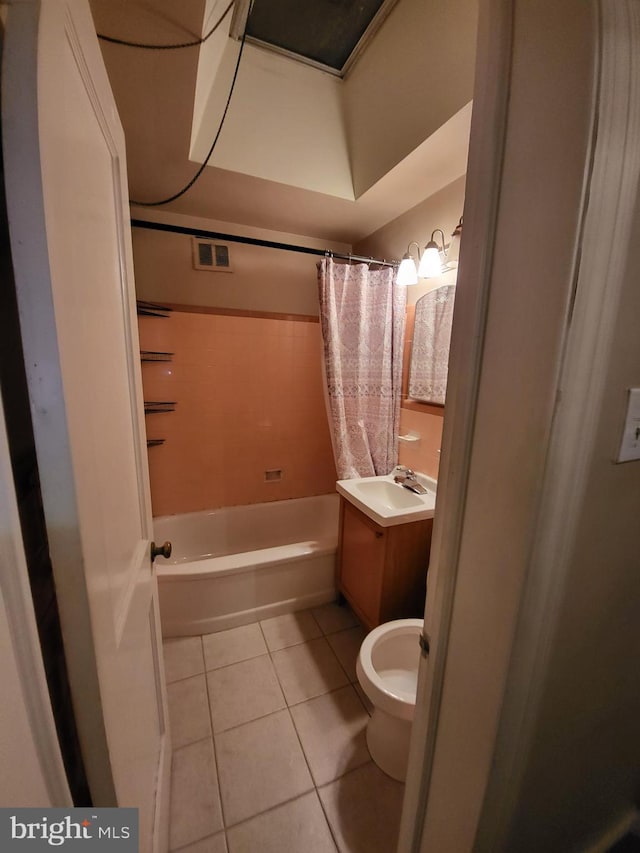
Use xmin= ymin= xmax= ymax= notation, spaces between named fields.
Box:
xmin=237 ymin=0 xmax=399 ymax=76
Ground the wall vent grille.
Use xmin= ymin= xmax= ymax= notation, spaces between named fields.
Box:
xmin=192 ymin=238 xmax=233 ymax=272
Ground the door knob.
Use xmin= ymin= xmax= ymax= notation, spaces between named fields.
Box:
xmin=150 ymin=540 xmax=172 ymax=561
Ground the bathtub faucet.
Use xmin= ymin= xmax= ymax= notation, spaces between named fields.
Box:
xmin=393 ymin=466 xmax=429 ymax=495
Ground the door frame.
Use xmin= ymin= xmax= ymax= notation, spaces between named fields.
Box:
xmin=0 ymin=391 xmax=71 ymax=807
xmin=398 ymin=0 xmax=514 ymax=847
xmin=401 ymin=0 xmax=640 ymax=850
xmin=1 ymin=2 xmax=170 ymax=848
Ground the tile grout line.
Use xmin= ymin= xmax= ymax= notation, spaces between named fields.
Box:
xmin=314 ymin=787 xmax=342 ymax=853
xmin=200 ymin=632 xmax=229 ymax=838
xmin=241 ymin=614 xmax=341 ymax=849
xmin=222 ymin=789 xmax=324 ymax=836
xmin=166 ymin=607 xmax=367 ymax=849
xmin=164 ymin=670 xmax=207 ymax=687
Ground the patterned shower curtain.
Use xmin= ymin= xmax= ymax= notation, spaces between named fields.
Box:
xmin=318 ymin=258 xmax=406 ymax=479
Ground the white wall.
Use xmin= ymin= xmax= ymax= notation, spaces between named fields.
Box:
xmin=190 ymin=40 xmax=354 ymax=198
xmin=502 ymin=156 xmax=640 ymax=853
xmin=191 ymin=0 xmax=233 ymax=149
xmin=343 ymin=0 xmax=478 ymax=197
xmin=189 ymin=0 xmax=477 ymax=203
xmin=355 ymin=175 xmax=465 ymax=306
xmin=418 ymin=1 xmax=640 ymax=850
xmin=131 ymin=206 xmax=351 ymax=315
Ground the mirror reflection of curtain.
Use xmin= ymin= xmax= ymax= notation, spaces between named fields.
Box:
xmin=409 ymin=284 xmax=456 ymax=405
xmin=318 ymin=258 xmax=406 ymax=479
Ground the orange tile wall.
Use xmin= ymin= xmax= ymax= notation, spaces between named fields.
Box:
xmin=138 ymin=308 xmax=337 ymax=516
xmin=398 ymin=407 xmax=444 ymax=481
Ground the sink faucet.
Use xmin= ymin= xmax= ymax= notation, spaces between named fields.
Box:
xmin=393 ymin=466 xmax=429 ymax=495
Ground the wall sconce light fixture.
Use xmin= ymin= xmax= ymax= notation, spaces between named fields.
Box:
xmin=395 ymin=218 xmax=463 ymax=284
xmin=396 ymin=241 xmax=421 ymax=286
xmin=418 ymin=229 xmax=447 ymax=278
xmin=445 ymin=217 xmax=463 ymax=269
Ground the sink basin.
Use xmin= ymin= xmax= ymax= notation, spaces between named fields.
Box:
xmin=336 ymin=472 xmax=437 ymax=527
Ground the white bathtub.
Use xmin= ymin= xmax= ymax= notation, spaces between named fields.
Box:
xmin=154 ymin=494 xmax=339 ymax=637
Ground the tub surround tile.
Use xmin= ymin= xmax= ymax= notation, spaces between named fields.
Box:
xmin=141 ymin=311 xmax=336 ymax=515
xmin=202 ymin=623 xmax=268 ymax=671
xmin=169 ymin=738 xmax=223 ymax=851
xmin=167 ymin=674 xmax=212 ymax=748
xmin=311 ymin=602 xmax=360 ymax=636
xmin=318 ymin=762 xmax=404 ymax=853
xmin=172 ymin=832 xmax=228 ymax=853
xmin=270 ymin=637 xmax=349 ymax=706
xmin=163 ymin=636 xmax=205 ymax=684
xmin=206 ymin=655 xmax=286 ymax=732
xmin=326 ymin=627 xmax=367 ymax=684
xmin=215 ymin=710 xmax=314 ymax=827
xmin=260 ymin=610 xmax=323 ymax=651
xmin=290 ymin=686 xmax=370 ymax=786
xmin=225 ymin=792 xmax=337 ymax=853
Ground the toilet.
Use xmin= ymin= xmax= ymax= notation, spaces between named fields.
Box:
xmin=356 ymin=618 xmax=423 ymax=782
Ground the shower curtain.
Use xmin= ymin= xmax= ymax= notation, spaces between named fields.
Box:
xmin=318 ymin=257 xmax=406 ymax=479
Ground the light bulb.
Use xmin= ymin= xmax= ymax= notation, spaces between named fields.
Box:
xmin=418 ymin=243 xmax=444 ymax=278
xmin=396 ymin=254 xmax=418 ymax=286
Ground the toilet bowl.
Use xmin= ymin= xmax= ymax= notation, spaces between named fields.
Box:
xmin=356 ymin=618 xmax=423 ymax=782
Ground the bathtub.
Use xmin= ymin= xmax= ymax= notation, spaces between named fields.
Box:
xmin=154 ymin=494 xmax=340 ymax=637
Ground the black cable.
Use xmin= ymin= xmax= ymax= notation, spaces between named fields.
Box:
xmin=129 ymin=28 xmax=247 ymax=206
xmin=97 ymin=1 xmax=233 ymax=50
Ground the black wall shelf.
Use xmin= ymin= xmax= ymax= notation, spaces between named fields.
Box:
xmin=144 ymin=401 xmax=176 ymax=414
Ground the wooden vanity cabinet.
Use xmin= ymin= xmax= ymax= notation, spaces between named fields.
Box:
xmin=337 ymin=498 xmax=432 ymax=631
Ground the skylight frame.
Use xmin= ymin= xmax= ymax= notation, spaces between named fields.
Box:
xmin=229 ymin=0 xmax=399 ymax=79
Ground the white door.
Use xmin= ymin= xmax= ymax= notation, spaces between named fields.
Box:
xmin=2 ymin=1 xmax=170 ymax=850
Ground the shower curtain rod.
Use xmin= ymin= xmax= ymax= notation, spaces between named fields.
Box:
xmin=130 ymin=218 xmax=398 ymax=268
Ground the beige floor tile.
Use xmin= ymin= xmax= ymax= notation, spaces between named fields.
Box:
xmin=290 ymin=686 xmax=370 ymax=786
xmin=215 ymin=710 xmax=313 ymax=826
xmin=353 ymin=684 xmax=373 ymax=716
xmin=163 ymin=636 xmax=204 ymax=684
xmin=169 ymin=739 xmax=223 ymax=851
xmin=172 ymin=831 xmax=227 ymax=853
xmin=318 ymin=762 xmax=404 ymax=853
xmin=202 ymin=623 xmax=267 ymax=671
xmin=311 ymin=602 xmax=359 ymax=635
xmin=271 ymin=637 xmax=349 ymax=705
xmin=326 ymin=627 xmax=367 ymax=683
xmin=168 ymin=674 xmax=212 ymax=748
xmin=260 ymin=610 xmax=322 ymax=651
xmin=206 ymin=655 xmax=286 ymax=732
xmin=226 ymin=792 xmax=337 ymax=853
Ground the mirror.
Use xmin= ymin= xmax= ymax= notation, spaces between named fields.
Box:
xmin=408 ymin=284 xmax=457 ymax=405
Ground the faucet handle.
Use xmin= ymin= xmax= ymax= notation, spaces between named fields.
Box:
xmin=394 ymin=465 xmax=414 ymax=477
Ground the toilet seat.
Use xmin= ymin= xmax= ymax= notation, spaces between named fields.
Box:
xmin=356 ymin=618 xmax=423 ymax=718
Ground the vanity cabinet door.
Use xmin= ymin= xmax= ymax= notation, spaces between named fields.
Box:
xmin=339 ymin=501 xmax=386 ymax=628
xmin=337 ymin=497 xmax=433 ymax=631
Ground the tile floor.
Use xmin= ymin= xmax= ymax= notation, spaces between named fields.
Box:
xmin=163 ymin=602 xmax=405 ymax=853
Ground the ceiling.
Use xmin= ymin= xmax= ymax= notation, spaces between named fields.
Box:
xmin=89 ymin=0 xmax=475 ymax=245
